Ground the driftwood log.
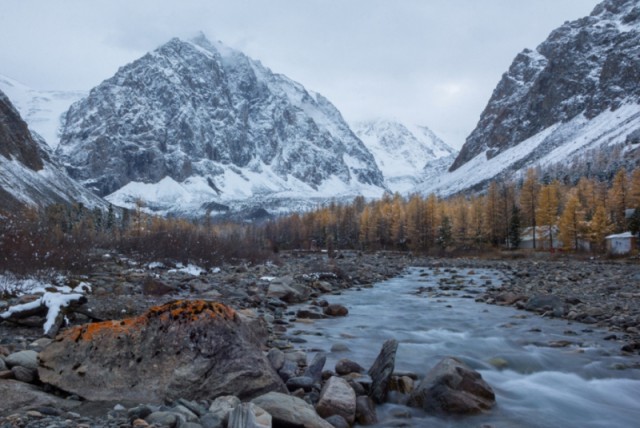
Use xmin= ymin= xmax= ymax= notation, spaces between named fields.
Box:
xmin=0 ymin=294 xmax=89 ymax=337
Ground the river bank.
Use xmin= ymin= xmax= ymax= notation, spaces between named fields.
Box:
xmin=1 ymin=251 xmax=639 ymax=427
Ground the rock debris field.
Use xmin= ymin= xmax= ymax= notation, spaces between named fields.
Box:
xmin=1 ymin=251 xmax=639 ymax=427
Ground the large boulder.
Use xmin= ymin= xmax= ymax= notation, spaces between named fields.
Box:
xmin=38 ymin=300 xmax=286 ymax=402
xmin=407 ymin=357 xmax=495 ymax=414
xmin=252 ymin=392 xmax=333 ymax=428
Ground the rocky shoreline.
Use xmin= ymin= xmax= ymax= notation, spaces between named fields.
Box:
xmin=1 ymin=251 xmax=639 ymax=427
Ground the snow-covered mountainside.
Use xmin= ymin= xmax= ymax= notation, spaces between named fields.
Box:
xmin=0 ymin=74 xmax=86 ymax=149
xmin=352 ymin=119 xmax=457 ymax=193
xmin=0 ymin=90 xmax=106 ymax=212
xmin=442 ymin=0 xmax=640 ymax=192
xmin=56 ymin=34 xmax=385 ymax=216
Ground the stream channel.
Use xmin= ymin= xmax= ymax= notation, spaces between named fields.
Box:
xmin=289 ymin=266 xmax=640 ymax=427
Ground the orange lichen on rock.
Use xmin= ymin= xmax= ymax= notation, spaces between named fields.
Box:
xmin=147 ymin=300 xmax=237 ymax=322
xmin=62 ymin=300 xmax=236 ymax=342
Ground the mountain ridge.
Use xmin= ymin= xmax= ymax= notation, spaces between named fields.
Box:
xmin=450 ymin=0 xmax=640 ymax=173
xmin=55 ymin=34 xmax=386 ymax=216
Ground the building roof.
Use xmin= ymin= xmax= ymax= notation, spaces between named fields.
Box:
xmin=605 ymin=232 xmax=636 ymax=240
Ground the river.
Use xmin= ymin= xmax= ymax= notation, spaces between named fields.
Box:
xmin=289 ymin=266 xmax=640 ymax=427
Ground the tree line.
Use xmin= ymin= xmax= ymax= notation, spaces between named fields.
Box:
xmin=2 ymin=166 xmax=639 ymax=275
xmin=263 ymin=167 xmax=640 ymax=254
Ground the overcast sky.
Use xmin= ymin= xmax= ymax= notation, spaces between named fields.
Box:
xmin=0 ymin=0 xmax=600 ymax=149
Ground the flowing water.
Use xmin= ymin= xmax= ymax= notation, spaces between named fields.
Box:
xmin=289 ymin=267 xmax=640 ymax=427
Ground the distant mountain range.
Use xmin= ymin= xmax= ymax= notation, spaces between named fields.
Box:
xmin=54 ymin=34 xmax=393 ymax=216
xmin=1 ymin=0 xmax=638 ymax=215
xmin=352 ymin=119 xmax=456 ymax=193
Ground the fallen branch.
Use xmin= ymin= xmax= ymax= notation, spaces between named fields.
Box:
xmin=1 ymin=292 xmax=88 ymax=337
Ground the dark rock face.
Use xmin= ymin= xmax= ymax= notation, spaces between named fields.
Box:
xmin=0 ymin=90 xmax=106 ymax=212
xmin=38 ymin=300 xmax=286 ymax=402
xmin=450 ymin=0 xmax=640 ymax=171
xmin=407 ymin=357 xmax=495 ymax=414
xmin=56 ymin=34 xmax=384 ymax=198
xmin=0 ymin=90 xmax=44 ymax=171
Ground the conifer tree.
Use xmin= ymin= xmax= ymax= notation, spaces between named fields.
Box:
xmin=508 ymin=205 xmax=521 ymax=249
xmin=608 ymin=168 xmax=628 ymax=233
xmin=558 ymin=192 xmax=583 ymax=250
xmin=520 ymin=168 xmax=540 ymax=247
xmin=536 ymin=181 xmax=560 ymax=249
xmin=590 ymin=203 xmax=611 ymax=252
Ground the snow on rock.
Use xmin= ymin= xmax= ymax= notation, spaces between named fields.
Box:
xmin=168 ymin=263 xmax=205 ymax=276
xmin=450 ymin=0 xmax=640 ymax=173
xmin=56 ymin=34 xmax=385 ymax=217
xmin=0 ymin=276 xmax=91 ymax=337
xmin=352 ymin=119 xmax=457 ymax=193
xmin=419 ymin=101 xmax=640 ymax=196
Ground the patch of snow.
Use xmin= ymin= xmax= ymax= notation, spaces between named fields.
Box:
xmin=148 ymin=261 xmax=166 ymax=269
xmin=168 ymin=263 xmax=204 ymax=276
xmin=260 ymin=276 xmax=276 ymax=282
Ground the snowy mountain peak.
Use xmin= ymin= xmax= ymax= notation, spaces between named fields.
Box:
xmin=450 ymin=0 xmax=640 ymax=173
xmin=422 ymin=0 xmax=640 ymax=197
xmin=352 ymin=119 xmax=457 ymax=193
xmin=55 ymin=34 xmax=385 ymax=216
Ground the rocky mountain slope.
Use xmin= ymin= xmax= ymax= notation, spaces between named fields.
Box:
xmin=0 ymin=90 xmax=106 ymax=212
xmin=352 ymin=119 xmax=457 ymax=193
xmin=0 ymin=74 xmax=86 ymax=149
xmin=436 ymin=0 xmax=640 ymax=194
xmin=55 ymin=34 xmax=385 ymax=216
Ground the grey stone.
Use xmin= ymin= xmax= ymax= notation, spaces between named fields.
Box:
xmin=0 ymin=380 xmax=81 ymax=418
xmin=525 ymin=295 xmax=566 ymax=317
xmin=199 ymin=412 xmax=223 ymax=428
xmin=11 ymin=365 xmax=37 ymax=383
xmin=5 ymin=350 xmax=39 ymax=370
xmin=267 ymin=348 xmax=285 ymax=372
xmin=315 ymin=376 xmax=356 ymax=424
xmin=407 ymin=356 xmax=496 ymax=414
xmin=176 ymin=398 xmax=207 ymax=417
xmin=324 ymin=414 xmax=349 ymax=428
xmin=323 ymin=304 xmax=348 ymax=317
xmin=355 ymin=396 xmax=377 ymax=425
xmin=252 ymin=391 xmax=333 ymax=428
xmin=286 ymin=376 xmax=316 ymax=392
xmin=174 ymin=404 xmax=199 ymax=422
xmin=335 ymin=358 xmax=364 ymax=375
xmin=127 ymin=404 xmax=153 ymax=421
xmin=209 ymin=395 xmax=241 ymax=425
xmin=367 ymin=339 xmax=398 ymax=404
xmin=228 ymin=403 xmax=271 ymax=428
xmin=304 ymin=353 xmax=326 ymax=383
xmin=278 ymin=358 xmax=298 ymax=383
xmin=146 ymin=411 xmax=182 ymax=427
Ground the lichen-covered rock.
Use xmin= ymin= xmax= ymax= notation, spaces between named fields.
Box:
xmin=407 ymin=357 xmax=495 ymax=414
xmin=38 ymin=300 xmax=286 ymax=402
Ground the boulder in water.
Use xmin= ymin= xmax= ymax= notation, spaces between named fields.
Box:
xmin=407 ymin=356 xmax=495 ymax=414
